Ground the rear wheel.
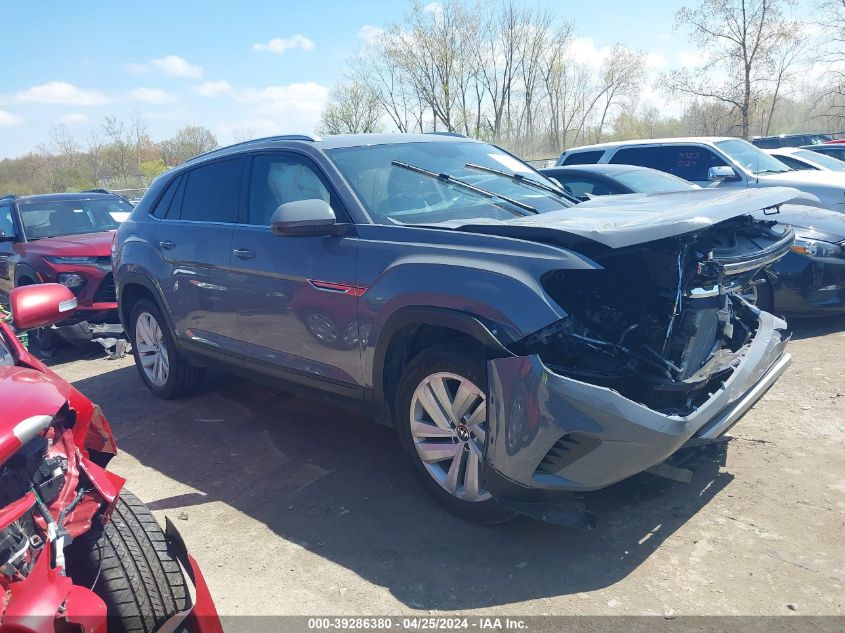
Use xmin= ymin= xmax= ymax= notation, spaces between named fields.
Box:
xmin=129 ymin=298 xmax=203 ymax=398
xmin=69 ymin=491 xmax=190 ymax=633
xmin=395 ymin=342 xmax=515 ymax=524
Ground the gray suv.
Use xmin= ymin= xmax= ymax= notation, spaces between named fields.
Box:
xmin=115 ymin=133 xmax=794 ymax=524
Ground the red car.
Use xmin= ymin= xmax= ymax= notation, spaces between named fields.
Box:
xmin=0 ymin=283 xmax=221 ymax=633
xmin=0 ymin=192 xmax=130 ymax=343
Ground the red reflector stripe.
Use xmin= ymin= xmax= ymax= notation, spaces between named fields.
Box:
xmin=309 ymin=280 xmax=367 ymax=296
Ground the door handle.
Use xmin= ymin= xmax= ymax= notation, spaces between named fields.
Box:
xmin=159 ymin=240 xmax=176 ymax=250
xmin=233 ymin=248 xmax=256 ymax=259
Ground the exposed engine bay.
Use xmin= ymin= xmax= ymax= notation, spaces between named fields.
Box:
xmin=516 ymin=216 xmax=794 ymax=416
xmin=0 ymin=408 xmax=104 ymax=587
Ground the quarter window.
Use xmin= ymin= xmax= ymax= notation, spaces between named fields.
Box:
xmin=180 ymin=159 xmax=243 ymax=223
xmin=561 ymin=150 xmax=604 ymax=165
xmin=609 ymin=147 xmax=662 ymax=170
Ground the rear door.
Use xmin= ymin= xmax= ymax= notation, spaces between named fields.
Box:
xmin=228 ymin=152 xmax=362 ymax=388
xmin=152 ymin=157 xmax=245 ymax=353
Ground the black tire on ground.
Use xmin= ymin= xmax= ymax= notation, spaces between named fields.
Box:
xmin=395 ymin=341 xmax=516 ymax=524
xmin=128 ymin=298 xmax=203 ymax=398
xmin=69 ymin=490 xmax=190 ymax=633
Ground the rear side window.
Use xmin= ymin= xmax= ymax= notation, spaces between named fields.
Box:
xmin=662 ymin=145 xmax=729 ymax=181
xmin=150 ymin=176 xmax=182 ymax=219
xmin=609 ymin=147 xmax=661 ymax=169
xmin=180 ymin=159 xmax=243 ymax=223
xmin=554 ymin=176 xmax=620 ymax=200
xmin=0 ymin=204 xmax=15 ymax=239
xmin=561 ymin=150 xmax=604 ymax=165
xmin=775 ymin=155 xmax=813 ymax=170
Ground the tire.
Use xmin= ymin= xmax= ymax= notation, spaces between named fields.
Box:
xmin=128 ymin=298 xmax=203 ymax=398
xmin=68 ymin=491 xmax=190 ymax=633
xmin=395 ymin=342 xmax=516 ymax=524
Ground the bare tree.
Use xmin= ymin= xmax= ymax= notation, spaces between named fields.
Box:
xmin=230 ymin=127 xmax=258 ymax=143
xmin=320 ymin=81 xmax=384 ymax=134
xmin=84 ymin=127 xmax=106 ymax=187
xmin=661 ymin=0 xmax=797 ymax=138
xmin=102 ymin=116 xmax=132 ymax=185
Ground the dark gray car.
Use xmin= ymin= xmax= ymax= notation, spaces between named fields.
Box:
xmin=114 ymin=133 xmax=794 ymax=525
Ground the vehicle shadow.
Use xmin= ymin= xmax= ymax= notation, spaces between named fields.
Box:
xmin=789 ymin=313 xmax=845 ymax=341
xmin=71 ymin=365 xmax=733 ymax=610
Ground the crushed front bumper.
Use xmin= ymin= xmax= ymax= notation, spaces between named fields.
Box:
xmin=484 ymin=310 xmax=790 ymax=498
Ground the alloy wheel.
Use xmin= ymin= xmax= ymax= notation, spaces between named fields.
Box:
xmin=135 ymin=311 xmax=169 ymax=387
xmin=409 ymin=372 xmax=491 ymax=502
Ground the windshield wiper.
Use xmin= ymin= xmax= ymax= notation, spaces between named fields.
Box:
xmin=464 ymin=162 xmax=577 ymax=204
xmin=391 ymin=160 xmax=536 ymax=215
xmin=755 ymin=169 xmax=789 ymax=175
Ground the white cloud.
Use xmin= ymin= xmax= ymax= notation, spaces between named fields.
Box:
xmin=15 ymin=81 xmax=109 ymax=106
xmin=210 ymin=82 xmax=330 ymax=135
xmin=129 ymin=87 xmax=177 ymax=104
xmin=357 ymin=25 xmax=383 ymax=42
xmin=151 ymin=55 xmax=203 ymax=78
xmin=0 ymin=110 xmax=23 ymax=126
xmin=58 ymin=112 xmax=88 ymax=125
xmin=678 ymin=49 xmax=706 ymax=67
xmin=646 ymin=52 xmax=669 ymax=69
xmin=196 ymin=80 xmax=233 ymax=97
xmin=125 ymin=62 xmax=149 ymax=75
xmin=252 ymin=35 xmax=315 ymax=55
xmin=567 ymin=37 xmax=612 ymax=68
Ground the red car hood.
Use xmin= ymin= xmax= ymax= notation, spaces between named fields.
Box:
xmin=0 ymin=365 xmax=70 ymax=429
xmin=24 ymin=231 xmax=114 ymax=257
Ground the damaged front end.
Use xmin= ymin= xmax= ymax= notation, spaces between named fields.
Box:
xmin=485 ymin=216 xmax=793 ymax=503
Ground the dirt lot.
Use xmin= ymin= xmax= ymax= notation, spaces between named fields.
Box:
xmin=49 ymin=316 xmax=844 ymax=617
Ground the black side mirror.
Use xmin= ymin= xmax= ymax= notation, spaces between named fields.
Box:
xmin=270 ymin=199 xmax=338 ymax=237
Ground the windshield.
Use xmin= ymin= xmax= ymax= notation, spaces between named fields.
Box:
xmin=715 ymin=138 xmax=791 ymax=175
xmin=614 ymin=169 xmax=699 ymax=193
xmin=19 ymin=198 xmax=128 ymax=239
xmin=795 ymin=149 xmax=845 ymax=171
xmin=326 ymin=141 xmax=572 ymax=224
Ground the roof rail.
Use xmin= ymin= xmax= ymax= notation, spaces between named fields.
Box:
xmin=425 ymin=131 xmax=467 ymax=138
xmin=186 ymin=134 xmax=323 ymax=164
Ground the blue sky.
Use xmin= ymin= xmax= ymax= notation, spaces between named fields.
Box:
xmin=0 ymin=0 xmax=816 ymax=158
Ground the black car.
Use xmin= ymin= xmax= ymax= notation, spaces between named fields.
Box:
xmin=801 ymin=143 xmax=845 ymax=163
xmin=750 ymin=134 xmax=833 ymax=149
xmin=540 ymin=163 xmax=698 ymax=201
xmin=541 ymin=164 xmax=845 ymax=317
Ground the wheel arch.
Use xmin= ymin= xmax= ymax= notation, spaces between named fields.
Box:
xmin=368 ymin=306 xmax=513 ymax=427
xmin=117 ymin=272 xmax=174 ymax=336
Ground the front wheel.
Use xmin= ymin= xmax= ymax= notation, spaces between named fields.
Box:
xmin=68 ymin=491 xmax=190 ymax=633
xmin=395 ymin=343 xmax=515 ymax=524
xmin=129 ymin=299 xmax=203 ymax=398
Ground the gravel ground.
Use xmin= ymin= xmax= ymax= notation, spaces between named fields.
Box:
xmin=49 ymin=316 xmax=845 ymax=617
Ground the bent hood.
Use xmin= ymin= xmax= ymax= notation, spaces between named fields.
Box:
xmin=452 ymin=186 xmax=802 ymax=249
